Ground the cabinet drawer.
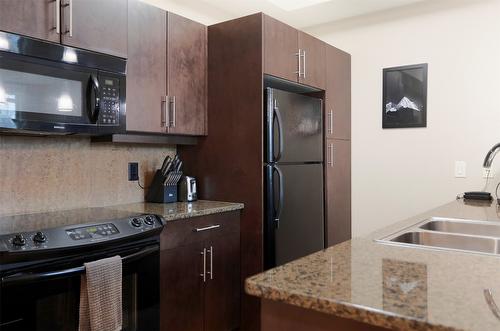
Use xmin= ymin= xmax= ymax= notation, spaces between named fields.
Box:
xmin=160 ymin=211 xmax=240 ymax=250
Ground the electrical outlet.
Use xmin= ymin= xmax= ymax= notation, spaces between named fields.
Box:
xmin=128 ymin=162 xmax=139 ymax=181
xmin=483 ymin=168 xmax=495 ymax=179
xmin=455 ymin=161 xmax=466 ymax=178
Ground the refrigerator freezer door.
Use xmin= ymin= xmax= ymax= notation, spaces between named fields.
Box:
xmin=273 ymin=163 xmax=324 ymax=267
xmin=266 ymin=88 xmax=323 ymax=163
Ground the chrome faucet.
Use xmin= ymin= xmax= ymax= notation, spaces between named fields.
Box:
xmin=484 ymin=143 xmax=500 ymax=168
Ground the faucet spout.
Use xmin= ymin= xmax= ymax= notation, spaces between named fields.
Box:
xmin=484 ymin=143 xmax=500 ymax=168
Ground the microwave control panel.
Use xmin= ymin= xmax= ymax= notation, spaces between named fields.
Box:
xmin=99 ymin=77 xmax=120 ymax=125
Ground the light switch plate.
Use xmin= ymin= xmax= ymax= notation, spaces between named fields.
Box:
xmin=455 ymin=161 xmax=466 ymax=178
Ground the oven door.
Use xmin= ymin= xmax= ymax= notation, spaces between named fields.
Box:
xmin=0 ymin=50 xmax=123 ymax=135
xmin=0 ymin=244 xmax=160 ymax=331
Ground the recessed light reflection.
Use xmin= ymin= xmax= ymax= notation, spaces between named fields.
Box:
xmin=0 ymin=36 xmax=9 ymax=50
xmin=58 ymin=95 xmax=73 ymax=112
xmin=62 ymin=49 xmax=78 ymax=63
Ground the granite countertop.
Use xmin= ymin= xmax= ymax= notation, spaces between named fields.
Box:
xmin=0 ymin=200 xmax=244 ymax=235
xmin=246 ymin=199 xmax=500 ymax=331
xmin=110 ymin=200 xmax=244 ymax=222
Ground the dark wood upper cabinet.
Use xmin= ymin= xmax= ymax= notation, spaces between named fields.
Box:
xmin=166 ymin=12 xmax=207 ymax=136
xmin=160 ymin=241 xmax=205 ymax=331
xmin=263 ymin=15 xmax=326 ymax=89
xmin=326 ymin=46 xmax=351 ymax=140
xmin=263 ymin=15 xmax=299 ymax=83
xmin=61 ymin=0 xmax=128 ymax=58
xmin=325 ymin=139 xmax=351 ymax=247
xmin=125 ymin=6 xmax=207 ymax=136
xmin=0 ymin=0 xmax=60 ymax=43
xmin=126 ymin=0 xmax=167 ymax=133
xmin=204 ymin=233 xmax=241 ymax=331
xmin=298 ymin=31 xmax=326 ymax=89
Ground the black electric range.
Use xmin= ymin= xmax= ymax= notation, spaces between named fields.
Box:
xmin=0 ymin=208 xmax=164 ymax=331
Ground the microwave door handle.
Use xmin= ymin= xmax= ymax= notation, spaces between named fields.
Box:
xmin=87 ymin=75 xmax=100 ymax=123
xmin=1 ymin=245 xmax=158 ymax=287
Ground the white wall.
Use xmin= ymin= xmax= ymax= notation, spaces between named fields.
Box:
xmin=307 ymin=0 xmax=500 ymax=237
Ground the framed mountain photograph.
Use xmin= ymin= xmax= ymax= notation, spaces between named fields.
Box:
xmin=383 ymin=63 xmax=428 ymax=128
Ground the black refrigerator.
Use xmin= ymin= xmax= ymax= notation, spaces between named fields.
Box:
xmin=264 ymin=87 xmax=324 ymax=269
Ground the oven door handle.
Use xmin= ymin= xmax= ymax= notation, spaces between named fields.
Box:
xmin=1 ymin=245 xmax=158 ymax=287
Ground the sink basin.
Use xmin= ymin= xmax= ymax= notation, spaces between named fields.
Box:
xmin=390 ymin=231 xmax=500 ymax=254
xmin=377 ymin=217 xmax=500 ymax=256
xmin=420 ymin=219 xmax=500 ymax=237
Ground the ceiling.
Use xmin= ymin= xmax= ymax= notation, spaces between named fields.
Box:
xmin=143 ymin=0 xmax=432 ymax=29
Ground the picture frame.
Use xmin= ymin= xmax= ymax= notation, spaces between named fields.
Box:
xmin=382 ymin=63 xmax=428 ymax=129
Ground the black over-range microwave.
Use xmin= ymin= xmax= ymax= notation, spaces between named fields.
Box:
xmin=0 ymin=31 xmax=126 ymax=135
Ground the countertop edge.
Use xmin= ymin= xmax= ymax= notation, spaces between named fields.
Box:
xmin=160 ymin=202 xmax=244 ymax=222
xmin=244 ymin=277 xmax=460 ymax=331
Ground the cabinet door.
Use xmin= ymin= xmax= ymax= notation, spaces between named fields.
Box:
xmin=61 ymin=0 xmax=127 ymax=58
xmin=204 ymin=233 xmax=240 ymax=331
xmin=325 ymin=139 xmax=351 ymax=247
xmin=160 ymin=241 xmax=205 ymax=331
xmin=263 ymin=14 xmax=299 ymax=83
xmin=298 ymin=31 xmax=326 ymax=89
xmin=0 ymin=0 xmax=60 ymax=43
xmin=126 ymin=0 xmax=167 ymax=133
xmin=326 ymin=46 xmax=351 ymax=140
xmin=167 ymin=12 xmax=207 ymax=136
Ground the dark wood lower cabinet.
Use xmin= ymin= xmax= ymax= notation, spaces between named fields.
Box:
xmin=160 ymin=211 xmax=241 ymax=331
xmin=160 ymin=241 xmax=205 ymax=331
xmin=204 ymin=233 xmax=240 ymax=331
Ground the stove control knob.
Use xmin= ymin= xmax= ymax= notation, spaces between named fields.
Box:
xmin=144 ymin=216 xmax=154 ymax=226
xmin=12 ymin=234 xmax=26 ymax=246
xmin=33 ymin=231 xmax=47 ymax=243
xmin=131 ymin=218 xmax=142 ymax=227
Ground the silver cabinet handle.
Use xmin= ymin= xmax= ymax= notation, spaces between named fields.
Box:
xmin=63 ymin=0 xmax=72 ymax=37
xmin=69 ymin=0 xmax=73 ymax=37
xmin=193 ymin=224 xmax=221 ymax=232
xmin=161 ymin=96 xmax=167 ymax=127
xmin=166 ymin=96 xmax=175 ymax=128
xmin=207 ymin=246 xmax=213 ymax=280
xmin=200 ymin=248 xmax=206 ymax=282
xmin=55 ymin=0 xmax=61 ymax=34
xmin=171 ymin=96 xmax=176 ymax=128
xmin=302 ymin=49 xmax=306 ymax=78
xmin=295 ymin=48 xmax=302 ymax=78
xmin=328 ymin=143 xmax=334 ymax=167
xmin=328 ymin=110 xmax=333 ymax=135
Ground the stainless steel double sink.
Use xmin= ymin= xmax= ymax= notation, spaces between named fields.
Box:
xmin=377 ymin=217 xmax=500 ymax=256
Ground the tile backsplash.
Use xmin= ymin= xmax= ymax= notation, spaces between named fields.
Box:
xmin=0 ymin=135 xmax=176 ymax=216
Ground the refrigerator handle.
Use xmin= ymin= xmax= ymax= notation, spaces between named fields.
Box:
xmin=273 ymin=99 xmax=284 ymax=162
xmin=273 ymin=165 xmax=284 ymax=228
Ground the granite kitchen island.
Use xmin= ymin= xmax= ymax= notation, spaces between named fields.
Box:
xmin=246 ymin=199 xmax=500 ymax=331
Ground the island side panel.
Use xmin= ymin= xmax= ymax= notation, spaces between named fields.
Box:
xmin=261 ymin=299 xmax=390 ymax=331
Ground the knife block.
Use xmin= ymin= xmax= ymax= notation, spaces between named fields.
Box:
xmin=146 ymin=170 xmax=183 ymax=203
